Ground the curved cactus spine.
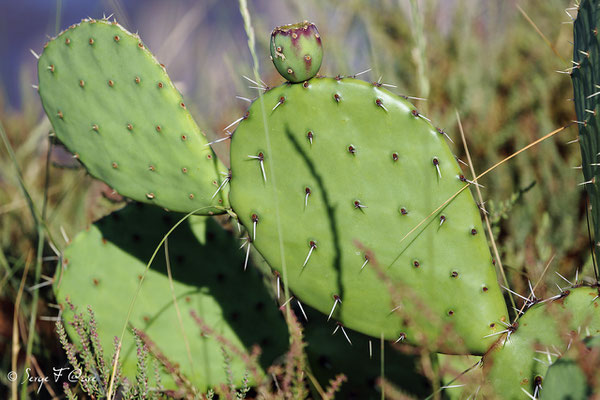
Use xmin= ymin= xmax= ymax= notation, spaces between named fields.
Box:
xmin=37 ymin=19 xmax=229 ymax=215
xmin=270 ymin=21 xmax=323 ymax=83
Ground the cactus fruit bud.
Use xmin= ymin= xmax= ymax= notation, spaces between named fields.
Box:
xmin=270 ymin=21 xmax=323 ymax=83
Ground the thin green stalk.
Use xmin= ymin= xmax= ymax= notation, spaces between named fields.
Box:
xmin=54 ymin=0 xmax=62 ymax=35
xmin=407 ymin=0 xmax=430 ymax=101
xmin=106 ymin=206 xmax=214 ymax=400
xmin=237 ymin=0 xmax=292 ymax=324
xmin=20 ymin=226 xmax=44 ymax=399
xmin=380 ymin=333 xmax=384 ymax=400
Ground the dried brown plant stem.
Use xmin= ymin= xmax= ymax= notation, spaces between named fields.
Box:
xmin=455 ymin=109 xmax=516 ymax=312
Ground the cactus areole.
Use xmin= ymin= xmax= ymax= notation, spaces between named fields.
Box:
xmin=270 ymin=21 xmax=323 ymax=83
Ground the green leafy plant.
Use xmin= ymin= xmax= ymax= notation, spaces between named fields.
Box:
xmin=30 ymin=1 xmax=600 ymax=398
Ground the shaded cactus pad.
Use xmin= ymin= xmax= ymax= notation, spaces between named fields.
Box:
xmin=229 ymin=76 xmax=508 ymax=355
xmin=38 ymin=19 xmax=228 ymax=214
xmin=483 ymin=286 xmax=600 ymax=399
xmin=270 ymin=21 xmax=323 ymax=83
xmin=54 ymin=203 xmax=288 ymax=391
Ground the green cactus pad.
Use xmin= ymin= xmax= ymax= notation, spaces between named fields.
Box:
xmin=483 ymin=287 xmax=600 ymax=399
xmin=572 ymin=0 xmax=600 ymax=265
xmin=38 ymin=19 xmax=228 ymax=215
xmin=540 ymin=335 xmax=600 ymax=400
xmin=54 ymin=203 xmax=288 ymax=391
xmin=270 ymin=21 xmax=323 ymax=83
xmin=229 ymin=77 xmax=508 ymax=355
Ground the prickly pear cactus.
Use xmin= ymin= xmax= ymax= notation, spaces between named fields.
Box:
xmin=483 ymin=287 xmax=600 ymax=399
xmin=572 ymin=0 xmax=600 ymax=263
xmin=37 ymin=19 xmax=229 ymax=215
xmin=54 ymin=203 xmax=288 ymax=391
xmin=270 ymin=21 xmax=323 ymax=83
xmin=230 ymin=75 xmax=508 ymax=354
xmin=540 ymin=335 xmax=600 ymax=400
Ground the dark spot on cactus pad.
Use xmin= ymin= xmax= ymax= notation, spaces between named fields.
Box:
xmin=79 ymin=80 xmax=85 ymax=88
xmin=111 ymin=162 xmax=118 ymax=169
xmin=413 ymin=260 xmax=420 ymax=268
xmin=155 ymin=125 xmax=161 ymax=132
xmin=307 ymin=131 xmax=313 ymax=143
xmin=127 ymin=123 xmax=133 ymax=131
xmin=392 ymin=152 xmax=399 ymax=161
xmin=303 ymin=81 xmax=309 ymax=88
xmin=114 ymin=35 xmax=120 ymax=42
xmin=334 ymin=93 xmax=341 ymax=103
xmin=489 ymin=323 xmax=495 ymax=328
xmin=230 ymin=311 xmax=240 ymax=321
xmin=132 ymin=233 xmax=141 ymax=243
xmin=108 ymin=80 xmax=114 ymax=87
xmin=92 ymin=124 xmax=99 ymax=132
xmin=65 ymin=38 xmax=70 ymax=45
xmin=175 ymin=254 xmax=185 ymax=264
xmin=411 ymin=109 xmax=419 ymax=117
xmin=471 ymin=228 xmax=477 ymax=235
xmin=482 ymin=286 xmax=488 ymax=292
xmin=88 ymin=38 xmax=94 ymax=45
xmin=348 ymin=145 xmax=356 ymax=154
xmin=135 ymin=76 xmax=140 ymax=84
xmin=216 ymin=273 xmax=226 ymax=283
xmin=448 ymin=310 xmax=454 ymax=316
xmin=400 ymin=208 xmax=408 ymax=215
xmin=451 ymin=271 xmax=458 ymax=278
xmin=255 ymin=301 xmax=265 ymax=311
xmin=158 ymin=82 xmax=163 ymax=88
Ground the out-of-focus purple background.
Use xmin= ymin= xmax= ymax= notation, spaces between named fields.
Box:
xmin=0 ymin=0 xmax=333 ymax=112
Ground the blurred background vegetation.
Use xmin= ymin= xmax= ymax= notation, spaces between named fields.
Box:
xmin=0 ymin=0 xmax=587 ymax=397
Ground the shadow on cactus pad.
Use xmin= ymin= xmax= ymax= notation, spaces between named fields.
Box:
xmin=303 ymin=305 xmax=431 ymax=399
xmin=54 ymin=203 xmax=288 ymax=392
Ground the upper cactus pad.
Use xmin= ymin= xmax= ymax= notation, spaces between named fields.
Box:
xmin=270 ymin=21 xmax=323 ymax=83
xmin=38 ymin=19 xmax=229 ymax=214
xmin=54 ymin=203 xmax=288 ymax=391
xmin=229 ymin=76 xmax=508 ymax=355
